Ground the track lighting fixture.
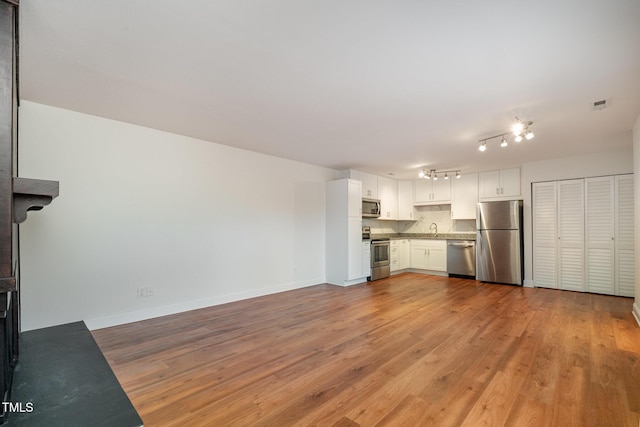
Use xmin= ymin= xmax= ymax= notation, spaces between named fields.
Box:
xmin=418 ymin=168 xmax=462 ymax=180
xmin=478 ymin=117 xmax=534 ymax=152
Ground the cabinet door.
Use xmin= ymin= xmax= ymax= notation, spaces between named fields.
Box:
xmin=362 ymin=242 xmax=371 ymax=278
xmin=585 ymin=177 xmax=615 ymax=294
xmin=479 ymin=169 xmax=520 ymax=200
xmin=414 ymin=179 xmax=432 ymax=204
xmin=348 ymin=179 xmax=362 ymax=217
xmin=410 ymin=244 xmax=429 ymax=269
xmin=533 ymin=182 xmax=558 ymax=289
xmin=426 ymin=241 xmax=447 ymax=271
xmin=390 ymin=240 xmax=399 ymax=258
xmin=360 ymin=172 xmax=378 ymax=199
xmin=398 ymin=239 xmax=410 ymax=269
xmin=557 ymin=179 xmax=585 ymax=292
xmin=347 ymin=217 xmax=364 ymax=280
xmin=431 ymin=179 xmax=451 ymax=202
xmin=398 ymin=181 xmax=415 ymax=220
xmin=451 ymin=173 xmax=478 ymax=219
xmin=390 ymin=240 xmax=399 ymax=272
xmin=479 ymin=171 xmax=501 ymax=199
xmin=378 ymin=176 xmax=398 ymax=220
xmin=615 ymin=175 xmax=634 ymax=296
xmin=414 ymin=179 xmax=451 ymax=204
xmin=500 ymin=168 xmax=521 ymax=197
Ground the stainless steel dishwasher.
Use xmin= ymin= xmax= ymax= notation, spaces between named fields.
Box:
xmin=447 ymin=240 xmax=476 ymax=278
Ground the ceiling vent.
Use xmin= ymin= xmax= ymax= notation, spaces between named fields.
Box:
xmin=592 ymin=99 xmax=607 ymax=110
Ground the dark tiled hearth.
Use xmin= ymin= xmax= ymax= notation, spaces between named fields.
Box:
xmin=6 ymin=322 xmax=142 ymax=427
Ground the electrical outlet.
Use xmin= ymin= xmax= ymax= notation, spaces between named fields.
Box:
xmin=137 ymin=287 xmax=147 ymax=298
xmin=146 ymin=286 xmax=154 ymax=297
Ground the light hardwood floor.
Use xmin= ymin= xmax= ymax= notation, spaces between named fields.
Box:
xmin=92 ymin=273 xmax=640 ymax=426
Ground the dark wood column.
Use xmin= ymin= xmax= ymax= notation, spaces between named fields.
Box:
xmin=0 ymin=1 xmax=58 ymax=423
xmin=0 ymin=3 xmax=19 ymax=423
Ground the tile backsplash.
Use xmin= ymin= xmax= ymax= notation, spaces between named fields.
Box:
xmin=363 ymin=205 xmax=476 ymax=235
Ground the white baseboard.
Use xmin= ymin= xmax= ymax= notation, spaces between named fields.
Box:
xmin=523 ymin=279 xmax=534 ymax=288
xmin=633 ymin=302 xmax=640 ymax=328
xmin=85 ymin=278 xmax=323 ymax=331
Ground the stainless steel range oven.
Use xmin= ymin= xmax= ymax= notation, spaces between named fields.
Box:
xmin=369 ymin=238 xmax=390 ymax=281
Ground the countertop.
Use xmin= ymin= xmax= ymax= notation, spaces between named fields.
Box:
xmin=369 ymin=233 xmax=476 ymax=241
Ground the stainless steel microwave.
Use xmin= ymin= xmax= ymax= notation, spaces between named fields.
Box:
xmin=362 ymin=198 xmax=381 ymax=218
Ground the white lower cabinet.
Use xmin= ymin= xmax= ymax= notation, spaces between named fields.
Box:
xmin=390 ymin=239 xmax=410 ymax=272
xmin=398 ymin=239 xmax=410 ymax=270
xmin=390 ymin=240 xmax=399 ymax=272
xmin=362 ymin=242 xmax=371 ymax=278
xmin=410 ymin=240 xmax=447 ymax=271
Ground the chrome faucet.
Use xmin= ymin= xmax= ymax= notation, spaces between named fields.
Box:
xmin=429 ymin=223 xmax=438 ymax=235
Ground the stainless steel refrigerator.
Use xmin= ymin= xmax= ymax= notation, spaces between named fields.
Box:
xmin=476 ymin=200 xmax=523 ymax=285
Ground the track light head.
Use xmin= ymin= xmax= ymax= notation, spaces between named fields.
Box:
xmin=479 ymin=118 xmax=534 ymax=152
xmin=417 ymin=168 xmax=461 ymax=180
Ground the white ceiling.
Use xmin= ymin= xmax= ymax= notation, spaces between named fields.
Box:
xmin=19 ymin=1 xmax=640 ymax=179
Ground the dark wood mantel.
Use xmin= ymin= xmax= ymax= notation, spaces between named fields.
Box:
xmin=12 ymin=177 xmax=59 ymax=224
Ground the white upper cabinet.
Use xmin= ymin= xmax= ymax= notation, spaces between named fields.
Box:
xmin=414 ymin=178 xmax=451 ymax=205
xmin=479 ymin=168 xmax=520 ymax=200
xmin=397 ymin=181 xmax=415 ymax=220
xmin=451 ymin=173 xmax=478 ymax=219
xmin=347 ymin=179 xmax=361 ymax=217
xmin=338 ymin=169 xmax=378 ymax=199
xmin=378 ymin=176 xmax=398 ymax=220
xmin=359 ymin=171 xmax=378 ymax=199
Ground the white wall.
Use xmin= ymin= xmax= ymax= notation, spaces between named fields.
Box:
xmin=18 ymin=101 xmax=335 ymax=331
xmin=521 ymin=147 xmax=634 ymax=287
xmin=634 ymin=113 xmax=640 ymax=325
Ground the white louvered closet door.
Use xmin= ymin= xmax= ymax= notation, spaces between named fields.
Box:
xmin=557 ymin=180 xmax=585 ymax=291
xmin=615 ymin=175 xmax=634 ymax=296
xmin=533 ymin=182 xmax=558 ymax=289
xmin=585 ymin=177 xmax=615 ymax=295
